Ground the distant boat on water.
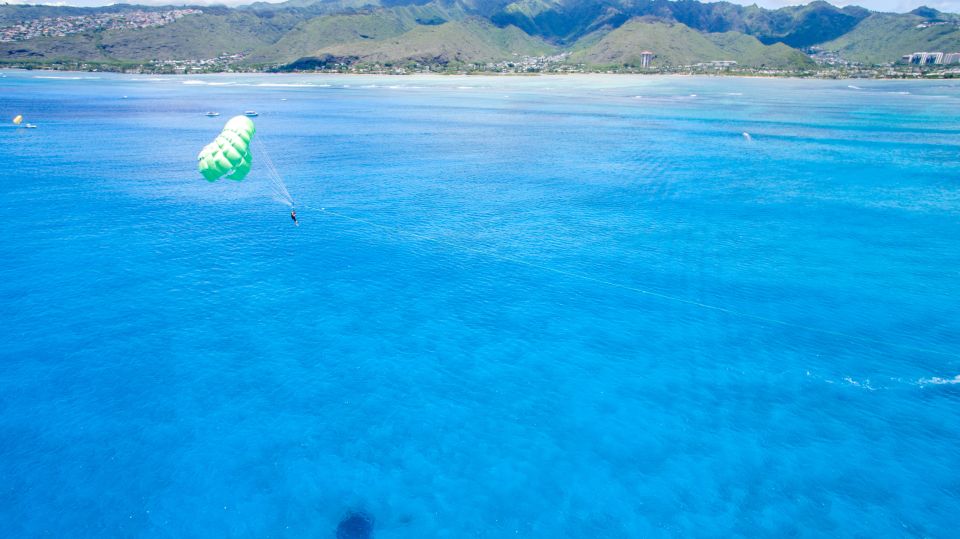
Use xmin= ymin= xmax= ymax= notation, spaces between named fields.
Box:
xmin=205 ymin=112 xmax=220 ymax=117
xmin=13 ymin=115 xmax=36 ymax=128
xmin=244 ymin=111 xmax=259 ymax=117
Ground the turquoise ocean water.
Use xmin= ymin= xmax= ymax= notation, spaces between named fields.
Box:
xmin=1 ymin=72 xmax=959 ymax=537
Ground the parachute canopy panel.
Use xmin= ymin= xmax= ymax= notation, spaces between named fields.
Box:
xmin=197 ymin=115 xmax=255 ymax=182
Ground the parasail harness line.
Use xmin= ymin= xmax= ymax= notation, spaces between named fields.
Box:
xmin=252 ymin=135 xmax=295 ymax=209
xmin=297 ymin=203 xmax=959 ymax=360
xmin=197 ymin=116 xmax=297 ymax=222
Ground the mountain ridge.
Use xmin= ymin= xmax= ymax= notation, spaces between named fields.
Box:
xmin=1 ymin=1 xmax=958 ymax=71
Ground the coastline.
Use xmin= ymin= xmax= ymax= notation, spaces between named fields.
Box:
xmin=1 ymin=66 xmax=951 ymax=82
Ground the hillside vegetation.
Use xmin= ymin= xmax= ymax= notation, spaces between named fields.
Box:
xmin=315 ymin=17 xmax=556 ymax=64
xmin=490 ymin=0 xmax=871 ymax=46
xmin=821 ymin=12 xmax=960 ymax=64
xmin=571 ymin=19 xmax=814 ymax=68
xmin=1 ymin=10 xmax=300 ymax=63
xmin=1 ymin=0 xmax=958 ymax=69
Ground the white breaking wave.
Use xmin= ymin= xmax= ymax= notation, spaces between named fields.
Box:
xmin=847 ymin=85 xmax=863 ymax=90
xmin=181 ymin=80 xmax=234 ymax=86
xmin=808 ymin=371 xmax=880 ymax=390
xmin=807 ymin=370 xmax=960 ymax=390
xmin=918 ymin=375 xmax=960 ymax=386
xmin=843 ymin=377 xmax=878 ymax=391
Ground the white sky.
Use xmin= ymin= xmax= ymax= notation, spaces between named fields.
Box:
xmin=3 ymin=0 xmax=957 ymax=15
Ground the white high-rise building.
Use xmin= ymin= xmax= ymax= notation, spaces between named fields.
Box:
xmin=639 ymin=51 xmax=654 ymax=68
xmin=943 ymin=53 xmax=960 ymax=64
xmin=906 ymin=52 xmax=946 ymax=65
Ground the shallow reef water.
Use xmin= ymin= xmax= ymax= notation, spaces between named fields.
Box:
xmin=1 ymin=72 xmax=959 ymax=536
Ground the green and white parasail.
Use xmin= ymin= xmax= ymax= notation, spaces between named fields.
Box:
xmin=197 ymin=116 xmax=255 ymax=182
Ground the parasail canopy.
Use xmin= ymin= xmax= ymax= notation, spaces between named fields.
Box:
xmin=13 ymin=115 xmax=22 ymax=125
xmin=197 ymin=115 xmax=255 ymax=182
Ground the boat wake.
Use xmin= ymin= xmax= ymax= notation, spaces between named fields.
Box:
xmin=918 ymin=375 xmax=960 ymax=386
xmin=807 ymin=371 xmax=960 ymax=390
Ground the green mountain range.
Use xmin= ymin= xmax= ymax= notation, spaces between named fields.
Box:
xmin=1 ymin=0 xmax=958 ymax=70
xmin=569 ymin=18 xmax=811 ymax=68
xmin=821 ymin=9 xmax=960 ymax=64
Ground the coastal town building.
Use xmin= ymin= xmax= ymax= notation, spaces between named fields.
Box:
xmin=900 ymin=52 xmax=960 ymax=65
xmin=0 ymin=9 xmax=201 ymax=42
xmin=639 ymin=51 xmax=654 ymax=68
xmin=943 ymin=53 xmax=960 ymax=64
xmin=693 ymin=60 xmax=738 ymax=69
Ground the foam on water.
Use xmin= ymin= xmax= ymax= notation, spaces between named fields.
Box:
xmin=33 ymin=75 xmax=99 ymax=80
xmin=919 ymin=375 xmax=960 ymax=386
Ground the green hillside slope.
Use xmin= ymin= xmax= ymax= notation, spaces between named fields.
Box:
xmin=313 ymin=16 xmax=556 ymax=64
xmin=247 ymin=4 xmax=468 ymax=64
xmin=247 ymin=12 xmax=412 ymax=64
xmin=0 ymin=32 xmax=109 ymax=63
xmin=570 ymin=19 xmax=814 ymax=68
xmin=100 ymin=12 xmax=299 ymax=61
xmin=491 ymin=0 xmax=870 ymax=46
xmin=706 ymin=32 xmax=812 ymax=67
xmin=1 ymin=11 xmax=300 ymax=62
xmin=821 ymin=13 xmax=960 ymax=64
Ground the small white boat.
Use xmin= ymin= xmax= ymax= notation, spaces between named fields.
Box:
xmin=24 ymin=123 xmax=37 ymax=129
xmin=205 ymin=111 xmax=220 ymax=117
xmin=244 ymin=111 xmax=259 ymax=117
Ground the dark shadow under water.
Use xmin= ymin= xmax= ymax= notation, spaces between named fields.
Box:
xmin=336 ymin=510 xmax=373 ymax=539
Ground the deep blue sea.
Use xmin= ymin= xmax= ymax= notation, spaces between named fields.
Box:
xmin=2 ymin=71 xmax=959 ymax=537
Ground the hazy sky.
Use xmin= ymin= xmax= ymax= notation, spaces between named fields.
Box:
xmin=3 ymin=0 xmax=957 ymax=14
